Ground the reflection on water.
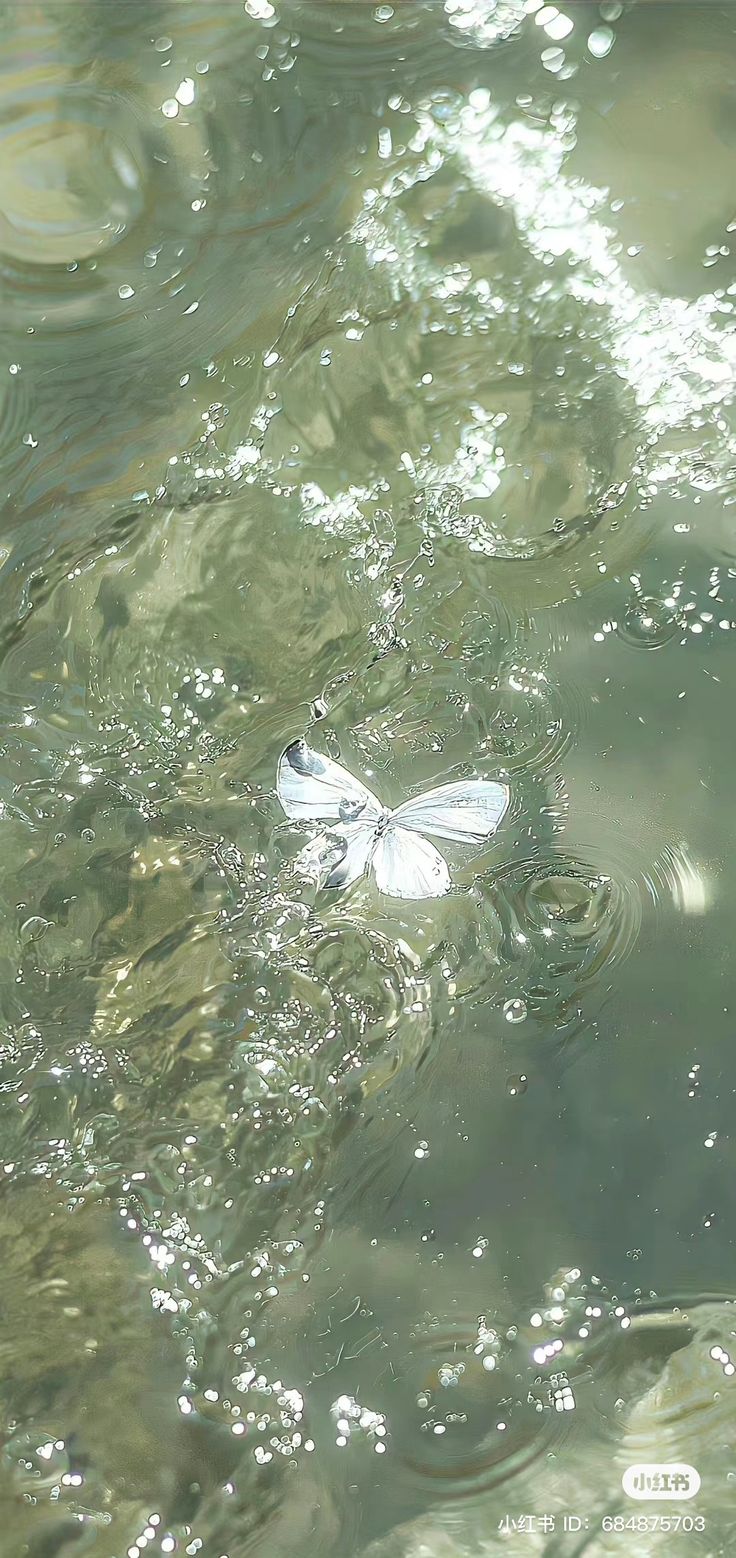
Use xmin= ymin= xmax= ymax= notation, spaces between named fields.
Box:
xmin=1 ymin=3 xmax=736 ymax=1555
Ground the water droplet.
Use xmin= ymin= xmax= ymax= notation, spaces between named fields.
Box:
xmin=541 ymin=46 xmax=566 ymax=75
xmin=3 ymin=1430 xmax=70 ymax=1491
xmin=587 ymin=25 xmax=615 ymax=57
xmin=175 ymin=78 xmax=195 ymax=108
xmin=506 ymin=1073 xmax=528 ymax=1096
xmin=542 ymin=13 xmax=574 ymax=43
xmin=118 ymin=283 xmax=135 ymax=300
xmin=618 ymin=596 xmax=679 ymax=649
xmin=503 ymin=997 xmax=527 ymax=1024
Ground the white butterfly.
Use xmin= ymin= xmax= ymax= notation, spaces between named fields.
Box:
xmin=276 ymin=738 xmax=509 ymax=900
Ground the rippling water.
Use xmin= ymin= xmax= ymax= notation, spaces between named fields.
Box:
xmin=2 ymin=3 xmax=736 ymax=1555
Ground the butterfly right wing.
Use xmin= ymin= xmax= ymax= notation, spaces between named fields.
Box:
xmin=372 ymin=826 xmax=451 ymax=899
xmin=391 ymin=778 xmax=509 ymax=844
xmin=277 ymin=739 xmax=382 ymax=824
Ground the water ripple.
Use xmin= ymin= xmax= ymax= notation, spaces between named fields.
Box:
xmin=0 ymin=82 xmax=146 ymax=268
xmin=492 ymin=849 xmax=642 ymax=1040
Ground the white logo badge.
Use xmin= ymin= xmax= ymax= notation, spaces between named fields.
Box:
xmin=622 ymin=1463 xmax=701 ymax=1501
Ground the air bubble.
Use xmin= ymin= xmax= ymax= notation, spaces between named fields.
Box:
xmin=20 ymin=916 xmax=50 ymax=943
xmin=618 ymin=596 xmax=679 ymax=649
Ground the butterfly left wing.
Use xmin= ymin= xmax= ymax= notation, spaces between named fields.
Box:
xmin=277 ymin=739 xmax=382 ymax=824
xmin=324 ymin=822 xmax=377 ymax=889
xmin=295 ymin=822 xmax=376 ymax=890
xmin=372 ymin=826 xmax=451 ymax=899
xmin=390 ymin=778 xmax=509 ymax=844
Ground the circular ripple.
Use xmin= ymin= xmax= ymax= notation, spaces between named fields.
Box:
xmin=0 ymin=85 xmax=145 ymax=265
xmin=365 ymin=1283 xmax=736 ymax=1549
xmin=394 ymin=1312 xmax=571 ymax=1499
xmin=617 ymin=593 xmax=681 ymax=649
xmin=484 ymin=659 xmax=571 ymax=775
xmin=493 ymin=852 xmax=642 ymax=1038
xmin=645 ymin=840 xmax=714 ymax=919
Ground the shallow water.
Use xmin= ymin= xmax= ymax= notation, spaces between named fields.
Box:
xmin=2 ymin=3 xmax=736 ymax=1555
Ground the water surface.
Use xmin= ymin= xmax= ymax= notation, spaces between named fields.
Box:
xmin=1 ymin=4 xmax=736 ymax=1555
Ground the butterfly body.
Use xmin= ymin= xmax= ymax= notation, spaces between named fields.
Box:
xmin=277 ymin=739 xmax=509 ymax=901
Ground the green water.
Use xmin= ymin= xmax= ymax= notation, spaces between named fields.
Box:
xmin=1 ymin=2 xmax=736 ymax=1554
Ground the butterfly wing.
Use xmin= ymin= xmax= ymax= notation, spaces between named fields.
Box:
xmin=324 ymin=822 xmax=377 ymax=889
xmin=277 ymin=739 xmax=382 ymax=824
xmin=295 ymin=822 xmax=376 ymax=890
xmin=391 ymin=778 xmax=509 ymax=844
xmin=295 ymin=830 xmax=347 ymax=885
xmin=372 ymin=825 xmax=451 ymax=899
